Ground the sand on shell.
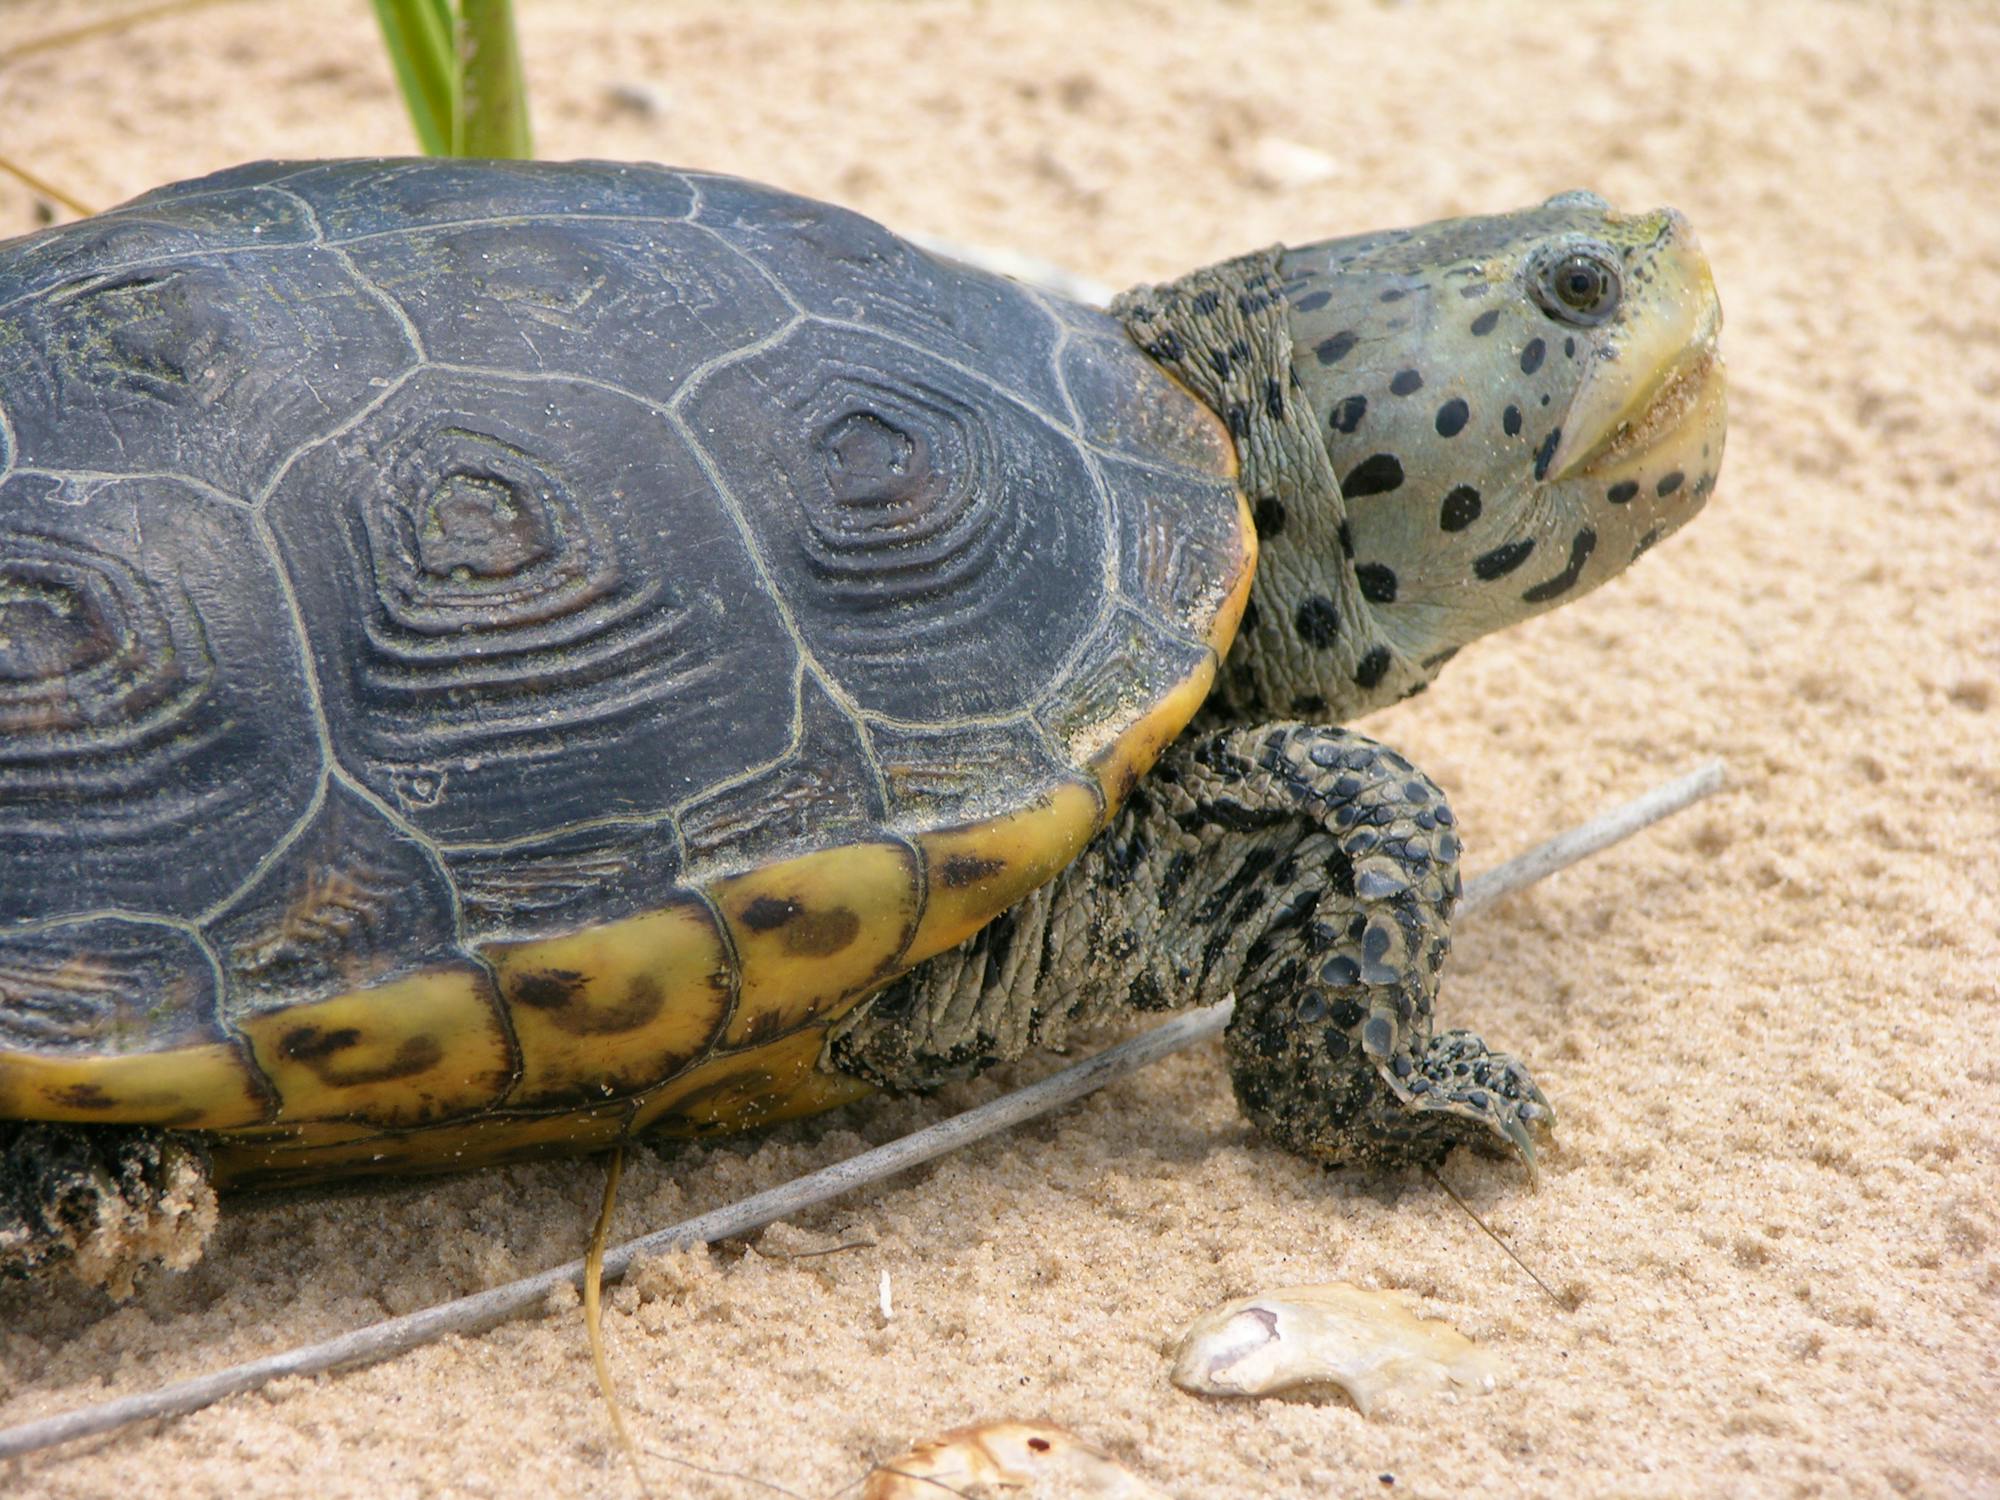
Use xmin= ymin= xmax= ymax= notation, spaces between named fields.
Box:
xmin=0 ymin=2 xmax=1995 ymax=1496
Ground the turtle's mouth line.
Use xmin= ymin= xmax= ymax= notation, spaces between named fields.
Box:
xmin=1557 ymin=342 xmax=1724 ymax=482
xmin=1552 ymin=346 xmax=1728 ymax=482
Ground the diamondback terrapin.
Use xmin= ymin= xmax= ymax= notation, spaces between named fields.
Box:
xmin=0 ymin=160 xmax=1724 ymax=1285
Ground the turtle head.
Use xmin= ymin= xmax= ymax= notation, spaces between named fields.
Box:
xmin=1271 ymin=191 xmax=1725 ymax=707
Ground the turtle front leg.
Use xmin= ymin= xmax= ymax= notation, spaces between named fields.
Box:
xmin=830 ymin=723 xmax=1549 ymax=1175
xmin=1212 ymin=725 xmax=1551 ymax=1175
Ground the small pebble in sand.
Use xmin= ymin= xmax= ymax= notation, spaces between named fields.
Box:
xmin=861 ymin=1421 xmax=1172 ymax=1499
xmin=601 ymin=81 xmax=669 ymax=118
xmin=1238 ymin=134 xmax=1340 ymax=189
xmin=1169 ymin=1283 xmax=1500 ymax=1415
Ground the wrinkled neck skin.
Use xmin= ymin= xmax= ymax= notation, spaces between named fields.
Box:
xmin=1115 ymin=253 xmax=1428 ymax=723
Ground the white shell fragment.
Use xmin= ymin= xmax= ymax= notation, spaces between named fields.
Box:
xmin=862 ymin=1420 xmax=1174 ymax=1499
xmin=1170 ymin=1283 xmax=1500 ymax=1415
xmin=1239 ymin=134 xmax=1341 ymax=190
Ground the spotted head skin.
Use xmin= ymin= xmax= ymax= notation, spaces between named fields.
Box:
xmin=1258 ymin=190 xmax=1726 ymax=714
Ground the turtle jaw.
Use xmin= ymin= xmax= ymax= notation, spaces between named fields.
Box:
xmin=1547 ymin=211 xmax=1727 ymax=488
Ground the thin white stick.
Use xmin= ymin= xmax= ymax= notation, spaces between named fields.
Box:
xmin=0 ymin=761 xmax=1724 ymax=1461
xmin=1455 ymin=760 xmax=1725 ymax=919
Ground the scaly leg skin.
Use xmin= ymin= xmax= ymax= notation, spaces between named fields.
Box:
xmin=832 ymin=723 xmax=1551 ymax=1176
xmin=0 ymin=1120 xmax=217 ymax=1295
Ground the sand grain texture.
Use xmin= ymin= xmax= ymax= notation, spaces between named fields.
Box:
xmin=0 ymin=2 xmax=1995 ymax=1496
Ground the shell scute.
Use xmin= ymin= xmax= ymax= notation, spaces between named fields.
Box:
xmin=689 ymin=172 xmax=1075 ymax=425
xmin=264 ymin=367 xmax=800 ymax=845
xmin=711 ymin=842 xmax=921 ymax=1047
xmin=630 ymin=1024 xmax=873 ymax=1138
xmin=675 ymin=318 xmax=1109 ymax=724
xmin=905 ymin=779 xmax=1104 ymax=962
xmin=207 ymin=782 xmax=460 ymax=1013
xmin=288 ymin=157 xmax=698 ymax=240
xmin=0 ymin=476 xmax=321 ymax=922
xmin=484 ymin=898 xmax=731 ymax=1106
xmin=0 ymin=248 xmax=411 ymax=495
xmin=236 ymin=967 xmax=514 ymax=1127
xmin=340 ymin=216 xmax=792 ymax=402
xmin=0 ymin=918 xmax=265 ymax=1128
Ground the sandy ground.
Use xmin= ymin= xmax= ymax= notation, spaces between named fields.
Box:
xmin=0 ymin=1 xmax=1996 ymax=1496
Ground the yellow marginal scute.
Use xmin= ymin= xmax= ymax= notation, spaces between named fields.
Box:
xmin=0 ymin=1043 xmax=267 ymax=1129
xmin=483 ymin=897 xmax=732 ymax=1106
xmin=210 ymin=1100 xmax=635 ymax=1189
xmin=1204 ymin=488 xmax=1259 ymax=658
xmin=905 ymin=778 xmax=1102 ymax=964
xmin=630 ymin=1024 xmax=874 ymax=1137
xmin=710 ymin=841 xmax=919 ymax=1047
xmin=1087 ymin=652 xmax=1218 ymax=810
xmin=1090 ymin=487 xmax=1255 ymax=809
xmin=237 ymin=965 xmax=514 ymax=1127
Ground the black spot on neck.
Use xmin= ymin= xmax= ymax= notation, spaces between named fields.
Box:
xmin=1353 ymin=647 xmax=1392 ymax=689
xmin=1470 ymin=308 xmax=1499 ymax=336
xmin=1434 ymin=398 xmax=1468 ymax=437
xmin=1533 ymin=427 xmax=1562 ymax=481
xmin=1606 ymin=479 xmax=1639 ymax=504
xmin=1389 ymin=368 xmax=1424 ymax=396
xmin=1253 ymin=496 xmax=1287 ymax=537
xmin=1473 ymin=537 xmax=1535 ymax=579
xmin=1315 ymin=330 xmax=1358 ymax=365
xmin=1342 ymin=454 xmax=1405 ymax=497
xmin=1520 ymin=338 xmax=1546 ymax=375
xmin=1356 ymin=563 xmax=1398 ymax=603
xmin=1521 ymin=527 xmax=1598 ymax=603
xmin=1294 ymin=595 xmax=1340 ymax=648
xmin=1503 ymin=404 xmax=1523 ymax=436
xmin=1439 ymin=485 xmax=1481 ymax=531
xmin=1330 ymin=394 xmax=1368 ymax=433
xmin=1657 ymin=470 xmax=1685 ymax=496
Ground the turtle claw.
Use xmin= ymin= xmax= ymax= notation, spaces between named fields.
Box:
xmin=1499 ymin=1112 xmax=1541 ymax=1188
xmin=1400 ymin=1029 xmax=1553 ymax=1183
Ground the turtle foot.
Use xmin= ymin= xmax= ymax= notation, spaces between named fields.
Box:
xmin=0 ymin=1122 xmax=216 ymax=1295
xmin=1390 ymin=1029 xmax=1553 ymax=1182
xmin=1215 ymin=723 xmax=1553 ymax=1184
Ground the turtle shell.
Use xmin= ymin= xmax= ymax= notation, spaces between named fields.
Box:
xmin=0 ymin=160 xmax=1252 ymax=1184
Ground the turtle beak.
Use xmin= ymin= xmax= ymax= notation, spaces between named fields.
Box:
xmin=1547 ymin=210 xmax=1725 ymax=483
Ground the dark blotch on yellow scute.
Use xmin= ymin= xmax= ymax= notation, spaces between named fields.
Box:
xmin=484 ymin=902 xmax=732 ymax=1104
xmin=238 ymin=968 xmax=513 ymax=1127
xmin=714 ymin=844 xmax=919 ymax=1048
xmin=737 ymin=895 xmax=862 ymax=956
xmin=789 ymin=908 xmax=861 ymax=956
xmin=49 ymin=1083 xmax=119 ymax=1112
xmin=510 ymin=969 xmax=587 ymax=1010
xmin=939 ymin=853 xmax=1007 ymax=889
xmin=277 ymin=1025 xmax=446 ymax=1087
xmin=508 ymin=968 xmax=668 ymax=1037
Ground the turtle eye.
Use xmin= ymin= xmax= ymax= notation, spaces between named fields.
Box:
xmin=1533 ymin=249 xmax=1621 ymax=326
